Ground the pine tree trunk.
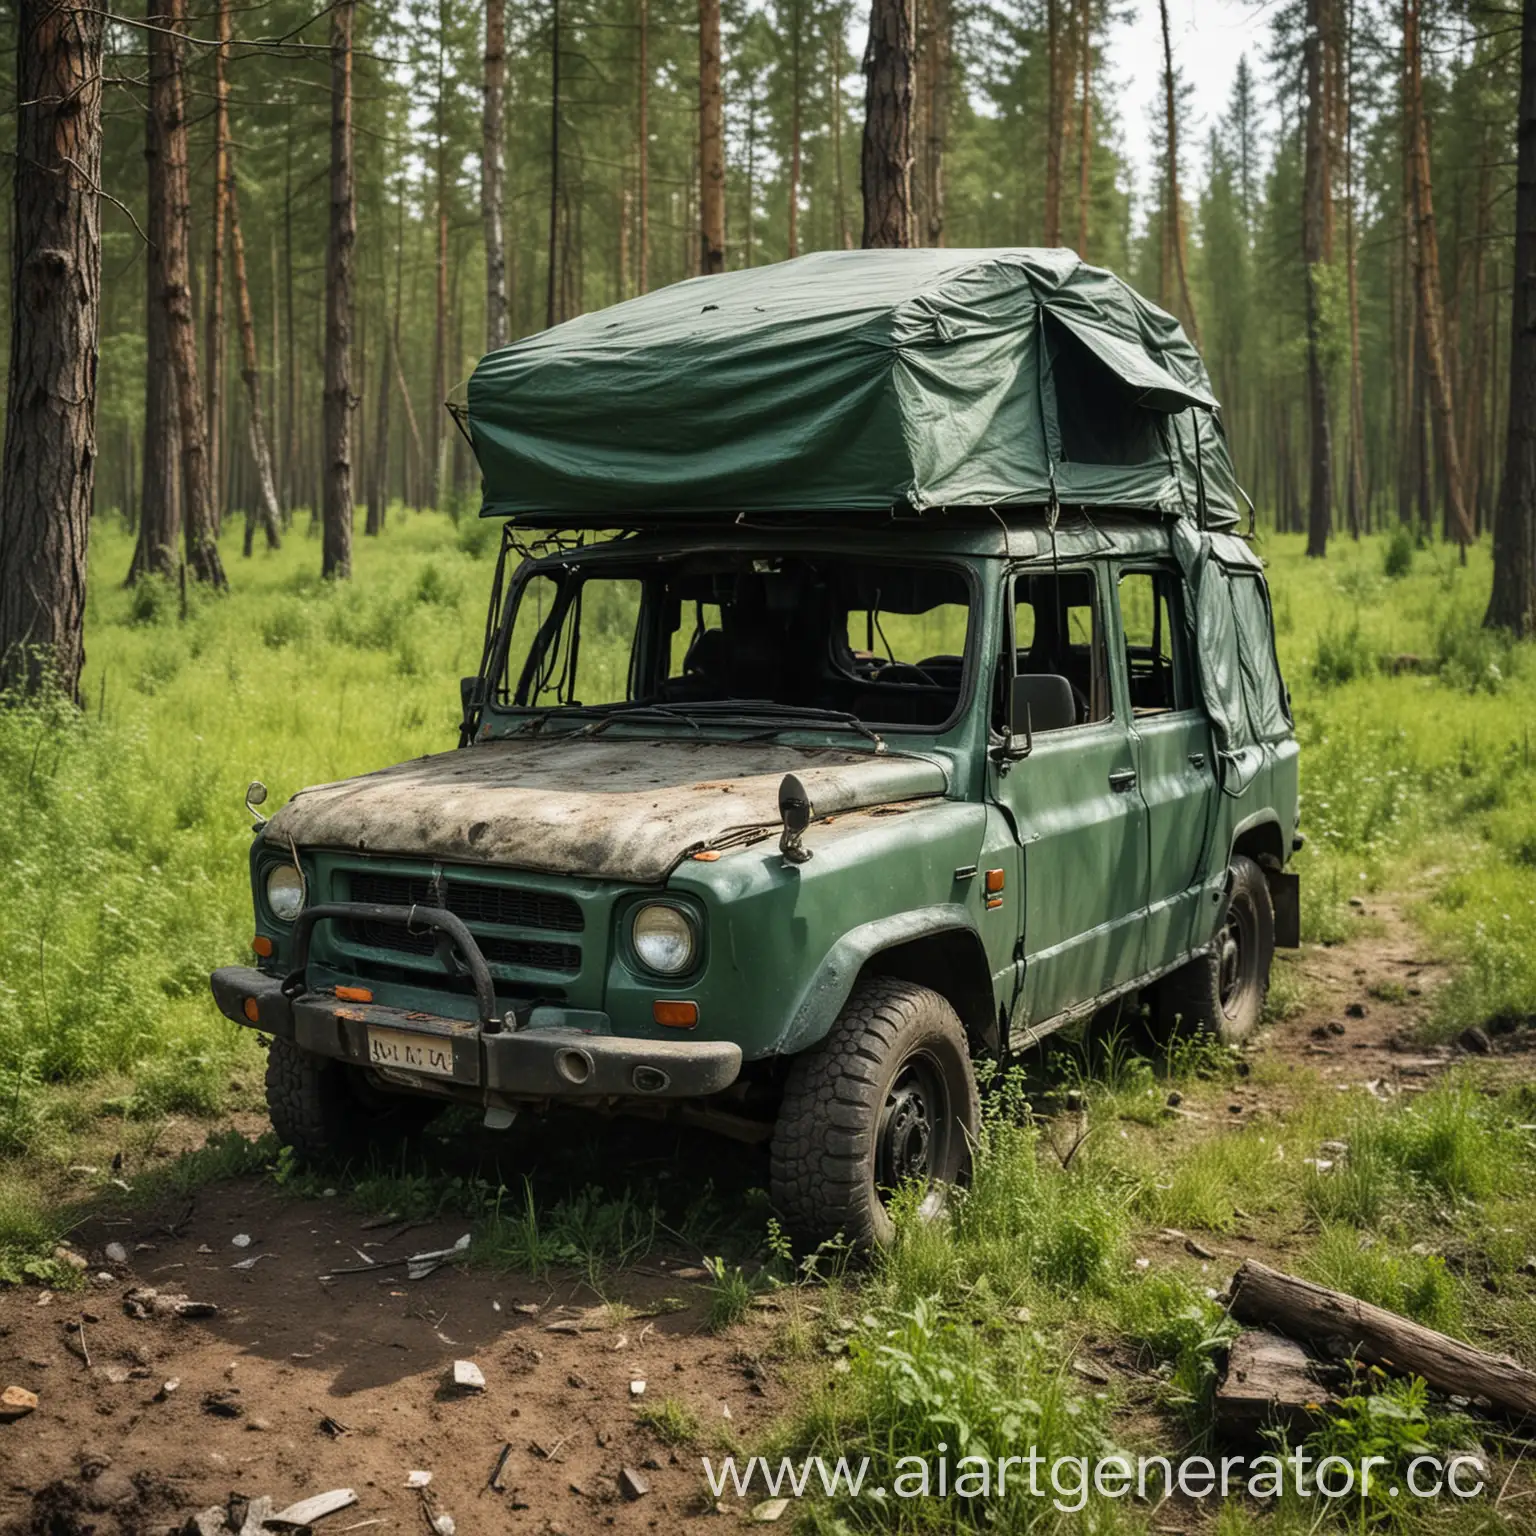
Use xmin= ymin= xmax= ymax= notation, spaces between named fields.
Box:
xmin=156 ymin=0 xmax=225 ymax=589
xmin=130 ymin=0 xmax=179 ymax=586
xmin=483 ymin=0 xmax=509 ymax=350
xmin=1077 ymin=0 xmax=1091 ymax=257
xmin=830 ymin=32 xmax=848 ymax=250
xmin=282 ymin=126 xmax=298 ymax=518
xmin=789 ymin=0 xmax=802 ymax=257
xmin=636 ymin=0 xmax=648 ymax=291
xmin=1487 ymin=0 xmax=1536 ymax=634
xmin=1303 ymin=0 xmax=1333 ymax=558
xmin=205 ymin=0 xmax=231 ymax=528
xmin=922 ymin=0 xmax=949 ymax=247
xmin=1404 ymin=0 xmax=1474 ymax=548
xmin=228 ymin=181 xmax=281 ymax=553
xmin=547 ymin=0 xmax=561 ymax=324
xmin=367 ymin=326 xmax=392 ymax=535
xmin=323 ymin=0 xmax=356 ymax=579
xmin=1344 ymin=0 xmax=1366 ymax=538
xmin=1158 ymin=0 xmax=1200 ymax=346
xmin=860 ymin=0 xmax=914 ymax=248
xmin=698 ymin=0 xmax=725 ymax=272
xmin=0 ymin=0 xmax=104 ymax=700
xmin=1044 ymin=0 xmax=1062 ymax=246
xmin=434 ymin=2 xmax=450 ymax=496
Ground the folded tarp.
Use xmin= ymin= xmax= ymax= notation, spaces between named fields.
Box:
xmin=464 ymin=247 xmax=1245 ymax=527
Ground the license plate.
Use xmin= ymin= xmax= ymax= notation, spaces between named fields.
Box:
xmin=367 ymin=1027 xmax=455 ymax=1079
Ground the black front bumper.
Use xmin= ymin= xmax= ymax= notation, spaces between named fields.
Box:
xmin=211 ymin=966 xmax=742 ymax=1102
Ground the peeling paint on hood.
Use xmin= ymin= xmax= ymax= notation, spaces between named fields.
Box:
xmin=262 ymin=736 xmax=950 ymax=884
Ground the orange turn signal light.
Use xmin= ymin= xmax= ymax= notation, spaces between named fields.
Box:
xmin=985 ymin=868 xmax=1006 ymax=893
xmin=335 ymin=985 xmax=374 ymax=1003
xmin=252 ymin=935 xmax=274 ymax=959
xmin=242 ymin=997 xmax=260 ymax=1023
xmin=652 ymin=1000 xmax=699 ymax=1029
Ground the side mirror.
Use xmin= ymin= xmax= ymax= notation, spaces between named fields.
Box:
xmin=1008 ymin=673 xmax=1075 ymax=751
xmin=1005 ymin=684 xmax=1034 ymax=758
xmin=245 ymin=780 xmax=268 ymax=827
xmin=778 ymin=772 xmax=814 ymax=864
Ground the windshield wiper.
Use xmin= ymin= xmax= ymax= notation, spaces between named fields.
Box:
xmin=507 ymin=698 xmax=884 ymax=752
xmin=675 ymin=701 xmax=887 ymax=752
xmin=582 ymin=703 xmax=702 ymax=736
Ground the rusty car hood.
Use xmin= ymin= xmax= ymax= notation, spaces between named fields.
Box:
xmin=261 ymin=736 xmax=950 ymax=884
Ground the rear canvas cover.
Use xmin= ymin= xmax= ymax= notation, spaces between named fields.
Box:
xmin=465 ymin=248 xmax=1244 ymax=527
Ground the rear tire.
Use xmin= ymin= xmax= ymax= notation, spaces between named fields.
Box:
xmin=264 ymin=1037 xmax=441 ymax=1168
xmin=770 ymin=977 xmax=979 ymax=1251
xmin=1155 ymin=855 xmax=1275 ymax=1045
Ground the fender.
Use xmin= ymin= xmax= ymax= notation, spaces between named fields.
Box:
xmin=777 ymin=904 xmax=990 ymax=1057
xmin=1229 ymin=809 xmax=1286 ymax=869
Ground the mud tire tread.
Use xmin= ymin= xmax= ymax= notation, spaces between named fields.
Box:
xmin=769 ymin=976 xmax=977 ymax=1252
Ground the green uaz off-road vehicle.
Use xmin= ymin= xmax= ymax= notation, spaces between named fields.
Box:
xmin=212 ymin=249 xmax=1299 ymax=1247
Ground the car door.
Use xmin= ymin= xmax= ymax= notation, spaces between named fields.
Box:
xmin=1114 ymin=562 xmax=1218 ymax=969
xmin=989 ymin=563 xmax=1150 ymax=1041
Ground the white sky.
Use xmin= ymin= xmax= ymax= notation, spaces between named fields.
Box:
xmin=1104 ymin=0 xmax=1280 ymax=204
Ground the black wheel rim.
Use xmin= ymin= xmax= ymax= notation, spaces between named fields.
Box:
xmin=1219 ymin=896 xmax=1256 ymax=1017
xmin=875 ymin=1050 xmax=952 ymax=1214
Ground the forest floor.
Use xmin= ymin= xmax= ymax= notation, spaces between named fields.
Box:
xmin=2 ymin=895 xmax=1533 ymax=1536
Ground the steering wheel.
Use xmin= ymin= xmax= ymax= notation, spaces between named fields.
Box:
xmin=872 ymin=661 xmax=939 ymax=687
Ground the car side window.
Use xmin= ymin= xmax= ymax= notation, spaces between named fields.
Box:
xmin=1117 ymin=567 xmax=1191 ymax=715
xmin=994 ymin=569 xmax=1112 ymax=733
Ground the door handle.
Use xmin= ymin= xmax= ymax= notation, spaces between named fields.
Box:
xmin=1109 ymin=769 xmax=1138 ymax=792
xmin=1188 ymin=752 xmax=1206 ymax=769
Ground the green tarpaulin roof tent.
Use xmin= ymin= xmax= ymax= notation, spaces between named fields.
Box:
xmin=464 ymin=247 xmax=1247 ymax=528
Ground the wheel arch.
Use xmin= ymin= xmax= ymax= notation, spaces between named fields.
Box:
xmin=1229 ymin=812 xmax=1286 ymax=872
xmin=777 ymin=905 xmax=999 ymax=1060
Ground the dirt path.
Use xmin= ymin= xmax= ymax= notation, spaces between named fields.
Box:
xmin=0 ymin=902 xmax=1493 ymax=1535
xmin=0 ymin=1179 xmax=786 ymax=1535
xmin=1260 ymin=894 xmax=1458 ymax=1088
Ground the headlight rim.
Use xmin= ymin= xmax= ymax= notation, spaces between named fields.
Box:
xmin=264 ymin=862 xmax=306 ymax=924
xmin=630 ymin=900 xmax=700 ymax=978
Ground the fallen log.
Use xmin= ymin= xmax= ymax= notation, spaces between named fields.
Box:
xmin=1215 ymin=1331 xmax=1340 ymax=1442
xmin=1228 ymin=1259 xmax=1536 ymax=1420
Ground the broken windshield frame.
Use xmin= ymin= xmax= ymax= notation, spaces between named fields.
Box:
xmin=479 ymin=546 xmax=980 ymax=739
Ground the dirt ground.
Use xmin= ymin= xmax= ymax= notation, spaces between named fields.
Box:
xmin=0 ymin=900 xmax=1511 ymax=1536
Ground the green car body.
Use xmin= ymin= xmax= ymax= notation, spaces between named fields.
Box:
xmin=212 ymin=251 xmax=1299 ymax=1246
xmin=212 ymin=513 xmax=1298 ymax=1243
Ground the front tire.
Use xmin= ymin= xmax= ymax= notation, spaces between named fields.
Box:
xmin=1156 ymin=855 xmax=1275 ymax=1045
xmin=264 ymin=1037 xmax=441 ymax=1168
xmin=769 ymin=977 xmax=979 ymax=1251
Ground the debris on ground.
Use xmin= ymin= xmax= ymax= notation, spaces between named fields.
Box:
xmin=1223 ymin=1259 xmax=1536 ymax=1423
xmin=123 ymin=1286 xmax=219 ymax=1320
xmin=1 ymin=1384 xmax=39 ymax=1421
xmin=1215 ymin=1332 xmax=1340 ymax=1441
xmin=103 ymin=1242 xmax=129 ymax=1265
xmin=618 ymin=1467 xmax=650 ymax=1501
xmin=201 ymin=1388 xmax=242 ymax=1419
xmin=405 ymin=1234 xmax=471 ymax=1282
xmin=180 ymin=1487 xmax=357 ymax=1534
xmin=448 ymin=1359 xmax=485 ymax=1393
xmin=270 ymin=1489 xmax=358 ymax=1525
xmin=488 ymin=1443 xmax=513 ymax=1492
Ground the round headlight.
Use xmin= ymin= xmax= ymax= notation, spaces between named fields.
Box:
xmin=265 ymin=864 xmax=305 ymax=923
xmin=631 ymin=903 xmax=697 ymax=976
